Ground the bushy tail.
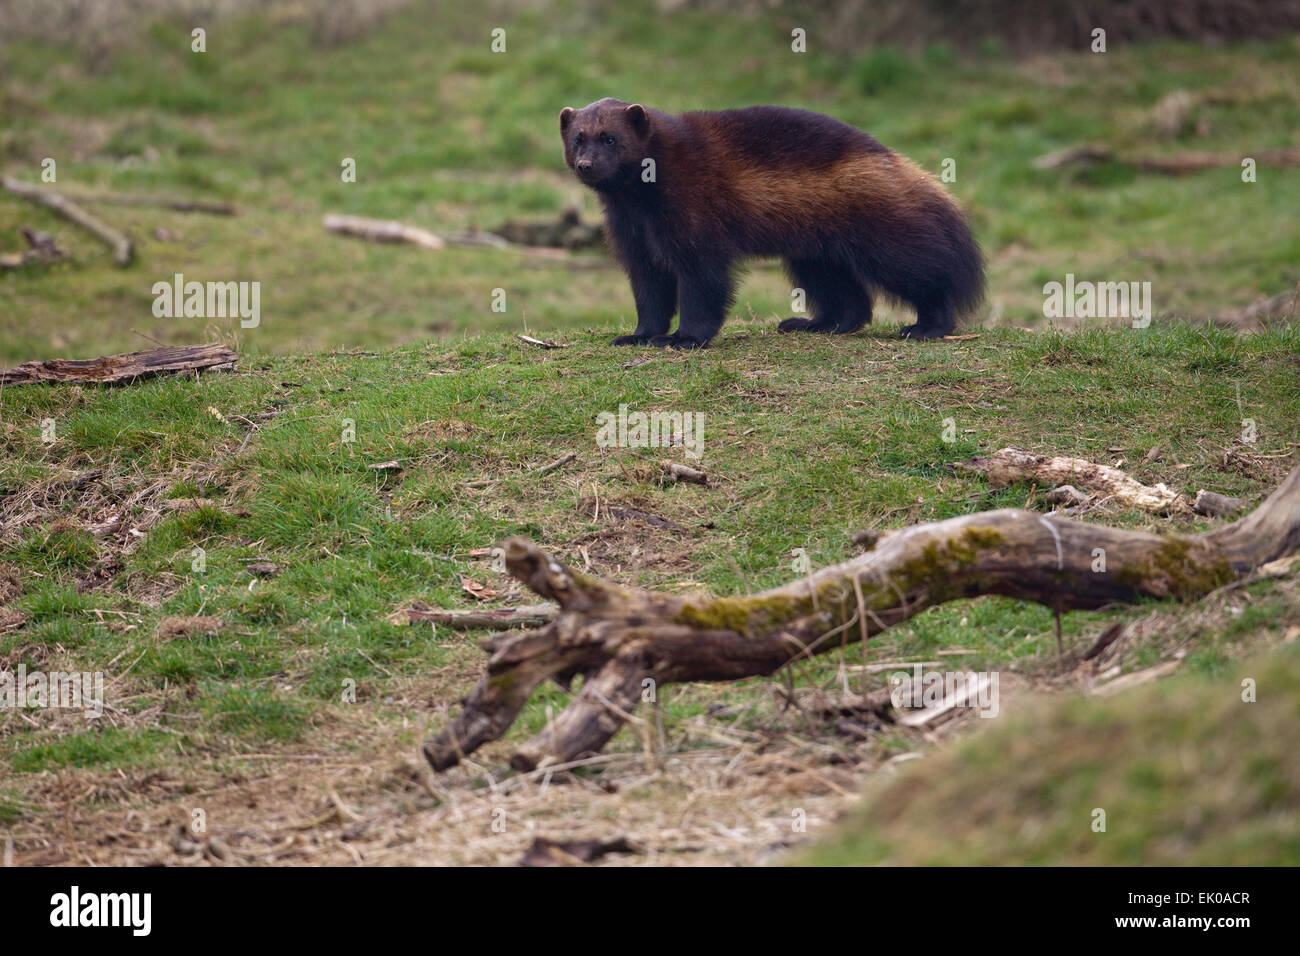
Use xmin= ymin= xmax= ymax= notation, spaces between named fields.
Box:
xmin=941 ymin=201 xmax=985 ymax=320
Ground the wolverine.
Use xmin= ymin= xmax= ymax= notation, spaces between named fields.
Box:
xmin=560 ymin=98 xmax=984 ymax=348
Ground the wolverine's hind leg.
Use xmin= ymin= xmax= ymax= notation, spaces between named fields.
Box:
xmin=778 ymin=259 xmax=872 ymax=334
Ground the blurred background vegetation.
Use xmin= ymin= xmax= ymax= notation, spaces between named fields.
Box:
xmin=1 ymin=0 xmax=1298 ymax=365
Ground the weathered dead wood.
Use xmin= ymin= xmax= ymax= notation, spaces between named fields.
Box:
xmin=0 ymin=344 xmax=238 ymax=386
xmin=424 ymin=464 xmax=1300 ymax=773
xmin=51 ymin=188 xmax=236 ymax=216
xmin=1032 ymin=144 xmax=1114 ymax=170
xmin=516 ymin=334 xmax=568 ymax=350
xmin=2 ymin=176 xmax=134 ymax=266
xmin=0 ymin=227 xmax=64 ymax=269
xmin=1082 ymin=622 xmax=1125 ymax=661
xmin=663 ymin=462 xmax=708 ymax=485
xmin=322 ymin=213 xmax=446 ymax=250
xmin=956 ymin=446 xmax=1243 ymax=516
xmin=1033 ymin=145 xmax=1300 ymax=175
xmin=392 ymin=602 xmax=558 ymax=629
xmin=1132 ymin=147 xmax=1300 ymax=175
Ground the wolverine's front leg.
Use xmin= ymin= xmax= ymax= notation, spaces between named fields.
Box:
xmin=653 ymin=262 xmax=732 ymax=349
xmin=613 ymin=257 xmax=678 ymax=345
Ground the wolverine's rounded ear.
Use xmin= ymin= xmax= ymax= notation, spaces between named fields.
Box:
xmin=560 ymin=107 xmax=575 ymax=132
xmin=625 ymin=103 xmax=649 ymax=135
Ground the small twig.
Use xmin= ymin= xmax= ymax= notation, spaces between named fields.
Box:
xmin=49 ymin=187 xmax=236 ymax=215
xmin=464 ymin=452 xmax=576 ymax=489
xmin=516 ymin=334 xmax=568 ymax=350
xmin=532 ymin=452 xmax=576 ymax=476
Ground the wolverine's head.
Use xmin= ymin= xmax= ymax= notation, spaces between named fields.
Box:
xmin=560 ymin=98 xmax=650 ymax=188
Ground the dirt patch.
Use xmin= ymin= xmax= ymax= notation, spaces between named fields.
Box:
xmin=156 ymin=615 xmax=224 ymax=642
xmin=0 ymin=638 xmax=47 ymax=670
xmin=0 ymin=701 xmax=881 ymax=866
xmin=4 ymin=578 xmax=1294 ymax=867
xmin=403 ymin=418 xmax=479 ymax=443
xmin=0 ymin=563 xmax=22 ymax=604
xmin=567 ymin=522 xmax=700 ymax=583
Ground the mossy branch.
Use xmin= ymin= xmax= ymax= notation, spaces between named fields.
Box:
xmin=424 ymin=465 xmax=1300 ymax=773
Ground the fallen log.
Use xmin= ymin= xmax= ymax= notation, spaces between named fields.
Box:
xmin=423 ymin=463 xmax=1300 ymax=772
xmin=955 ymin=446 xmax=1244 ymax=516
xmin=322 ymin=213 xmax=445 ymax=250
xmin=1032 ymin=145 xmax=1300 ymax=175
xmin=2 ymin=176 xmax=134 ymax=266
xmin=1133 ymin=147 xmax=1300 ymax=175
xmin=0 ymin=343 xmax=238 ymax=386
xmin=51 ymin=188 xmax=236 ymax=216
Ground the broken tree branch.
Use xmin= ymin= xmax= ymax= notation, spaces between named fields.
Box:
xmin=322 ymin=213 xmax=445 ymax=250
xmin=955 ymin=446 xmax=1243 ymax=516
xmin=663 ymin=462 xmax=708 ymax=485
xmin=423 ymin=464 xmax=1300 ymax=773
xmin=0 ymin=343 xmax=238 ymax=386
xmin=392 ymin=602 xmax=558 ymax=630
xmin=0 ymin=227 xmax=64 ymax=269
xmin=1033 ymin=145 xmax=1300 ymax=175
xmin=44 ymin=187 xmax=236 ymax=216
xmin=517 ymin=334 xmax=568 ymax=350
xmin=2 ymin=176 xmax=134 ymax=266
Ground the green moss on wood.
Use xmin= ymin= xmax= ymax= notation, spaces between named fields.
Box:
xmin=1115 ymin=538 xmax=1235 ymax=600
xmin=674 ymin=526 xmax=1006 ymax=633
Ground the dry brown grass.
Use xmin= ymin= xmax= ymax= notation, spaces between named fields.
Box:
xmin=4 ymin=568 xmax=1296 ymax=865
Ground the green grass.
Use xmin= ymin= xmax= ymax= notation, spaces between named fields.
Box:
xmin=2 ymin=2 xmax=1298 ymax=364
xmin=800 ymin=641 xmax=1300 ymax=865
xmin=2 ymin=322 xmax=1298 ymax=770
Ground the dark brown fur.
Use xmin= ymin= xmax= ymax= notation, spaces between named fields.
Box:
xmin=560 ymin=98 xmax=984 ymax=348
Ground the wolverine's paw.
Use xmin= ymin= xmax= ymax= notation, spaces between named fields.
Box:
xmin=778 ymin=317 xmax=836 ymax=333
xmin=649 ymin=333 xmax=707 ymax=350
xmin=899 ymin=323 xmax=948 ymax=340
xmin=612 ymin=334 xmax=651 ymax=346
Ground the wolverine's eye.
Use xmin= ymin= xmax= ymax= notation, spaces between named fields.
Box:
xmin=574 ymin=133 xmax=585 ymax=146
xmin=601 ymin=133 xmax=616 ymax=146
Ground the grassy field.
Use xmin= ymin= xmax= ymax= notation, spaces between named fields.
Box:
xmin=2 ymin=322 xmax=1299 ymax=862
xmin=2 ymin=1 xmax=1299 ymax=364
xmin=2 ymin=1 xmax=1299 ymax=865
